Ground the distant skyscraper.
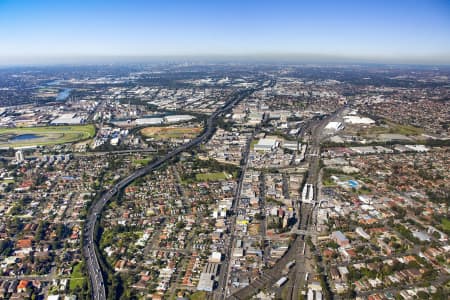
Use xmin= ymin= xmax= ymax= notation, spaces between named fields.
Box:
xmin=15 ymin=150 xmax=24 ymax=162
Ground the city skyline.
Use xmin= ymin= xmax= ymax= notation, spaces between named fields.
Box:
xmin=0 ymin=0 xmax=450 ymax=65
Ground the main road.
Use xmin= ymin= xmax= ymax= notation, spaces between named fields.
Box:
xmin=214 ymin=130 xmax=254 ymax=300
xmin=82 ymin=80 xmax=271 ymax=300
xmin=230 ymin=105 xmax=346 ymax=300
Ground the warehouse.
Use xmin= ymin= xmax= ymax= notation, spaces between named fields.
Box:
xmin=164 ymin=114 xmax=195 ymax=123
xmin=254 ymin=138 xmax=278 ymax=152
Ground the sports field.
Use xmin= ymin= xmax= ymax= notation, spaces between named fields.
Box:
xmin=141 ymin=126 xmax=202 ymax=140
xmin=195 ymin=171 xmax=234 ymax=181
xmin=0 ymin=125 xmax=95 ymax=148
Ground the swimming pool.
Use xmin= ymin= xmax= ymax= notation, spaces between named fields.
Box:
xmin=348 ymin=180 xmax=359 ymax=188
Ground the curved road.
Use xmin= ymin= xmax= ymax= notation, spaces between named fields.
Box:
xmin=82 ymin=81 xmax=270 ymax=300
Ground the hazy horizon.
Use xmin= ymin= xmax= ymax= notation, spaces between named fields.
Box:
xmin=0 ymin=0 xmax=449 ymax=65
xmin=1 ymin=53 xmax=450 ymax=67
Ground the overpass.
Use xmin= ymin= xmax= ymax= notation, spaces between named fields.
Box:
xmin=292 ymin=229 xmax=318 ymax=237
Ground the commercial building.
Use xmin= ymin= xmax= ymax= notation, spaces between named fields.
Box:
xmin=331 ymin=231 xmax=349 ymax=247
xmin=324 ymin=121 xmax=343 ymax=132
xmin=15 ymin=150 xmax=24 ymax=162
xmin=209 ymin=252 xmax=222 ymax=263
xmin=302 ymin=184 xmax=314 ymax=204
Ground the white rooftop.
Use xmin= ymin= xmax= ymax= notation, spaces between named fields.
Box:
xmin=343 ymin=115 xmax=375 ymax=124
xmin=325 ymin=121 xmax=343 ymax=131
xmin=51 ymin=113 xmax=83 ymax=124
xmin=135 ymin=118 xmax=163 ymax=125
xmin=255 ymin=138 xmax=277 ymax=147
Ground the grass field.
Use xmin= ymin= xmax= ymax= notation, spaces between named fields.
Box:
xmin=441 ymin=218 xmax=450 ymax=232
xmin=132 ymin=156 xmax=153 ymax=166
xmin=189 ymin=291 xmax=207 ymax=300
xmin=0 ymin=179 xmax=15 ymax=184
xmin=360 ymin=120 xmax=424 ymax=136
xmin=323 ymin=177 xmax=337 ymax=187
xmin=195 ymin=171 xmax=232 ymax=181
xmin=69 ymin=262 xmax=85 ymax=291
xmin=141 ymin=126 xmax=202 ymax=140
xmin=386 ymin=121 xmax=424 ymax=135
xmin=0 ymin=125 xmax=95 ymax=148
xmin=250 ymin=139 xmax=259 ymax=150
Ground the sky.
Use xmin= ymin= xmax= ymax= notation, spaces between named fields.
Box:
xmin=0 ymin=0 xmax=449 ymax=64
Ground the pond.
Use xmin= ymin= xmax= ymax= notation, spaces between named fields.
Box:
xmin=10 ymin=134 xmax=41 ymax=141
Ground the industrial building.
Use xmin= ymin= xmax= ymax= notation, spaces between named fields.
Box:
xmin=51 ymin=113 xmax=84 ymax=125
xmin=135 ymin=117 xmax=163 ymax=125
xmin=343 ymin=115 xmax=375 ymax=125
xmin=254 ymin=138 xmax=278 ymax=152
xmin=164 ymin=114 xmax=195 ymax=123
xmin=197 ymin=263 xmax=219 ymax=292
xmin=197 ymin=273 xmax=214 ymax=292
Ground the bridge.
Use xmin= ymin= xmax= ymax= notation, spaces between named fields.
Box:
xmin=292 ymin=229 xmax=318 ymax=237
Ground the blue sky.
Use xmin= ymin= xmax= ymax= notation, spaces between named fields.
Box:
xmin=0 ymin=0 xmax=449 ymax=63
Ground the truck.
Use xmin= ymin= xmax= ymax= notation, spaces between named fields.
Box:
xmin=274 ymin=276 xmax=288 ymax=288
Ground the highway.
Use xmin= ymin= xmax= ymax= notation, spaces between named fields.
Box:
xmin=81 ymin=81 xmax=269 ymax=300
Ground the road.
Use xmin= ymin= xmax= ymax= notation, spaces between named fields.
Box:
xmin=82 ymin=81 xmax=269 ymax=300
xmin=0 ymin=274 xmax=58 ymax=282
xmin=214 ymin=131 xmax=254 ymax=300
